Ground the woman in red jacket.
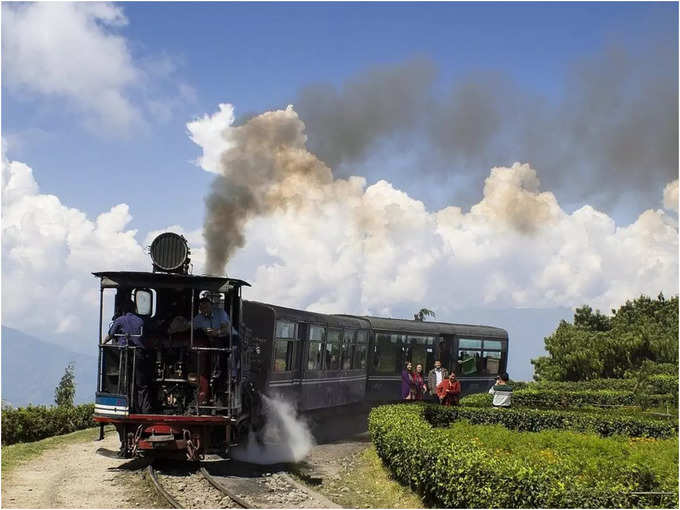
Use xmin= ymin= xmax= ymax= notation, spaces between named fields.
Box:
xmin=413 ymin=363 xmax=426 ymax=400
xmin=436 ymin=372 xmax=461 ymax=406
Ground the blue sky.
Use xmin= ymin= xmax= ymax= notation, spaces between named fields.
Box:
xmin=2 ymin=2 xmax=678 ymax=381
xmin=4 ymin=2 xmax=677 ymax=234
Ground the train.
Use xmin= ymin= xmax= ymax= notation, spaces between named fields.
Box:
xmin=93 ymin=232 xmax=509 ymax=460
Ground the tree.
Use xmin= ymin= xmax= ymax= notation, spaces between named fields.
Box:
xmin=55 ymin=362 xmax=76 ymax=407
xmin=573 ymin=305 xmax=611 ymax=331
xmin=414 ymin=308 xmax=436 ymax=322
xmin=532 ymin=294 xmax=678 ymax=381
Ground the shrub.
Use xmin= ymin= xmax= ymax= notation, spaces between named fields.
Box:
xmin=527 ymin=376 xmax=678 ymax=399
xmin=648 ymin=375 xmax=678 ymax=395
xmin=1 ymin=403 xmax=95 ymax=446
xmin=423 ymin=405 xmax=677 ymax=438
xmin=369 ymin=404 xmax=678 ymax=508
xmin=460 ymin=388 xmax=675 ymax=409
xmin=531 ymin=378 xmax=638 ymax=391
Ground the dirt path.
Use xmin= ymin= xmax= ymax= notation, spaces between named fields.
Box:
xmin=1 ymin=428 xmax=374 ymax=509
xmin=2 ymin=432 xmax=154 ymax=509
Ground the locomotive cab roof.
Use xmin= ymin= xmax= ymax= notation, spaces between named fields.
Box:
xmin=92 ymin=271 xmax=250 ymax=291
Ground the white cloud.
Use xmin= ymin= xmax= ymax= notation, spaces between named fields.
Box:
xmin=3 ymin=3 xmax=140 ymax=132
xmin=186 ymin=103 xmax=235 ymax=173
xmin=2 ymin=3 xmax=195 ymax=134
xmin=1 ymin=155 xmax=147 ymax=346
xmin=2 ymin=104 xmax=677 ymax=352
xmin=230 ymin=164 xmax=677 ymax=316
xmin=189 ymin=105 xmax=678 ymax=317
xmin=663 ymin=179 xmax=678 ymax=212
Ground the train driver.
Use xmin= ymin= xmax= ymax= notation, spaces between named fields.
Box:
xmin=193 ymin=296 xmax=240 ymax=380
xmin=192 ymin=297 xmax=237 ymax=339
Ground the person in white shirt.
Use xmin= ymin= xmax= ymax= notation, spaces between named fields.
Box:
xmin=427 ymin=360 xmax=449 ymax=402
xmin=488 ymin=372 xmax=513 ymax=408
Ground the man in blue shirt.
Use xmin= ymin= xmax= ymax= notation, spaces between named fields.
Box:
xmin=193 ymin=297 xmax=237 ymax=338
xmin=193 ymin=297 xmax=239 ymax=399
xmin=105 ymin=300 xmax=151 ymax=414
xmin=105 ymin=303 xmax=144 ymax=347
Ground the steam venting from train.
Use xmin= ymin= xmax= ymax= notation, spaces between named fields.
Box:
xmin=231 ymin=395 xmax=314 ymax=464
xmin=200 ymin=106 xmax=335 ymax=275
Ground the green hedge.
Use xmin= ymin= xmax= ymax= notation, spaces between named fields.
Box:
xmin=460 ymin=389 xmax=674 ymax=409
xmin=423 ymin=405 xmax=677 ymax=438
xmin=648 ymin=375 xmax=679 ymax=396
xmin=530 ymin=376 xmax=678 ymax=396
xmin=369 ymin=404 xmax=678 ymax=508
xmin=1 ymin=404 xmax=95 ymax=446
xmin=532 ymin=378 xmax=637 ymax=391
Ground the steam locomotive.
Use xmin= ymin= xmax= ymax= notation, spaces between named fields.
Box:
xmin=93 ymin=232 xmax=508 ymax=460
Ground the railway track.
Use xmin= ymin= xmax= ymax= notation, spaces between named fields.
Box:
xmin=147 ymin=464 xmax=183 ymax=509
xmin=145 ymin=460 xmax=338 ymax=509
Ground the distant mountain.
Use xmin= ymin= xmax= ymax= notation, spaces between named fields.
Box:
xmin=1 ymin=326 xmax=97 ymax=406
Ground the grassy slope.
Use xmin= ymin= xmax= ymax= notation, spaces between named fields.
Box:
xmin=1 ymin=425 xmax=111 ymax=478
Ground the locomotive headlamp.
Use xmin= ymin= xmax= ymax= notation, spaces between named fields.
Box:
xmin=150 ymin=232 xmax=190 ymax=273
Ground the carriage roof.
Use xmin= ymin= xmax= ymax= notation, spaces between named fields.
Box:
xmin=92 ymin=271 xmax=250 ymax=292
xmin=245 ymin=301 xmax=507 ymax=338
xmin=352 ymin=316 xmax=508 ymax=339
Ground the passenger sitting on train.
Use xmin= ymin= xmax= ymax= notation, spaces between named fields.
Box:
xmin=104 ymin=300 xmax=151 ymax=414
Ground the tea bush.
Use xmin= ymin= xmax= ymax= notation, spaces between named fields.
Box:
xmin=528 ymin=376 xmax=678 ymax=397
xmin=460 ymin=388 xmax=673 ymax=409
xmin=369 ymin=404 xmax=678 ymax=508
xmin=423 ymin=405 xmax=677 ymax=438
xmin=1 ymin=403 xmax=95 ymax=445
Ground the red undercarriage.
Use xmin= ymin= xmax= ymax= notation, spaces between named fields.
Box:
xmin=94 ymin=414 xmax=231 ymax=459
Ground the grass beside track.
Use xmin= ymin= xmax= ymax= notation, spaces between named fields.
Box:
xmin=305 ymin=445 xmax=424 ymax=508
xmin=1 ymin=425 xmax=114 ymax=478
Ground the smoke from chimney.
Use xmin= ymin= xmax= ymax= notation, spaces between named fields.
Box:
xmin=198 ymin=106 xmax=334 ymax=275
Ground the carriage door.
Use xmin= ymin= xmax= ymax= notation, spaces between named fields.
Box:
xmin=439 ymin=335 xmax=456 ymax=374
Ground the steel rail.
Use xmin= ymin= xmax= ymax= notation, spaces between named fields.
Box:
xmin=199 ymin=465 xmax=254 ymax=509
xmin=146 ymin=464 xmax=184 ymax=509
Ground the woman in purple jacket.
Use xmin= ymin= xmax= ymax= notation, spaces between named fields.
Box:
xmin=401 ymin=361 xmax=415 ymax=400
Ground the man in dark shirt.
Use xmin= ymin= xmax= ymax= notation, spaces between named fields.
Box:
xmin=105 ymin=300 xmax=151 ymax=414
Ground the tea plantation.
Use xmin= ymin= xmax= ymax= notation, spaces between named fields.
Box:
xmin=369 ymin=390 xmax=678 ymax=508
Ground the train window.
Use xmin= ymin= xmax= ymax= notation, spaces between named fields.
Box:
xmin=273 ymin=321 xmax=298 ymax=372
xmin=405 ymin=335 xmax=434 ymax=370
xmin=459 ymin=338 xmax=483 ymax=349
xmin=309 ymin=325 xmax=324 ymax=342
xmin=353 ymin=330 xmax=369 ymax=369
xmin=135 ymin=289 xmax=153 ymax=316
xmin=483 ymin=351 xmax=502 ymax=375
xmin=307 ymin=325 xmax=325 ymax=370
xmin=276 ymin=321 xmax=296 ymax=339
xmin=353 ymin=344 xmax=368 ymax=369
xmin=342 ymin=330 xmax=355 ymax=370
xmin=325 ymin=328 xmax=342 ymax=370
xmin=458 ymin=348 xmax=482 ymax=375
xmin=273 ymin=340 xmax=297 ymax=372
xmin=374 ymin=333 xmax=404 ymax=374
xmin=484 ymin=340 xmax=504 ymax=351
